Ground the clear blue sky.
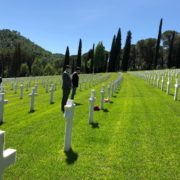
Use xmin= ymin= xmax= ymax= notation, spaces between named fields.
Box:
xmin=0 ymin=0 xmax=179 ymax=54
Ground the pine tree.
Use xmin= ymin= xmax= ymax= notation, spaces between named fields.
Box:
xmin=167 ymin=31 xmax=175 ymax=68
xmin=122 ymin=31 xmax=132 ymax=72
xmin=108 ymin=35 xmax=116 ymax=72
xmin=63 ymin=46 xmax=70 ymax=71
xmin=154 ymin=18 xmax=163 ymax=69
xmin=115 ymin=28 xmax=121 ymax=71
xmin=77 ymin=39 xmax=82 ymax=68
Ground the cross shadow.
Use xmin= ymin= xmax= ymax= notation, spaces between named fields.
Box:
xmin=28 ymin=110 xmax=35 ymax=113
xmin=50 ymin=102 xmax=55 ymax=104
xmin=112 ymin=95 xmax=117 ymax=98
xmin=90 ymin=122 xmax=100 ymax=128
xmin=75 ymin=103 xmax=83 ymax=106
xmin=109 ymin=101 xmax=114 ymax=104
xmin=64 ymin=148 xmax=78 ymax=165
xmin=0 ymin=122 xmax=4 ymax=125
xmin=103 ymin=108 xmax=109 ymax=113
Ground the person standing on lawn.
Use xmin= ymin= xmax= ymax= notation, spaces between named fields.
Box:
xmin=71 ymin=67 xmax=80 ymax=100
xmin=61 ymin=65 xmax=71 ymax=112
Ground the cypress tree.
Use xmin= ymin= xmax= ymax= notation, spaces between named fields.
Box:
xmin=122 ymin=31 xmax=132 ymax=72
xmin=167 ymin=31 xmax=175 ymax=68
xmin=154 ymin=18 xmax=163 ymax=69
xmin=77 ymin=39 xmax=82 ymax=68
xmin=115 ymin=28 xmax=121 ymax=71
xmin=108 ymin=35 xmax=116 ymax=72
xmin=63 ymin=46 xmax=70 ymax=71
xmin=90 ymin=44 xmax=95 ymax=73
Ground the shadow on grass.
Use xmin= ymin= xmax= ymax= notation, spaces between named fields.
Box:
xmin=64 ymin=148 xmax=78 ymax=165
xmin=0 ymin=122 xmax=4 ymax=125
xmin=75 ymin=103 xmax=83 ymax=106
xmin=112 ymin=95 xmax=117 ymax=98
xmin=90 ymin=122 xmax=100 ymax=129
xmin=50 ymin=102 xmax=55 ymax=104
xmin=103 ymin=108 xmax=109 ymax=113
xmin=28 ymin=110 xmax=35 ymax=113
xmin=109 ymin=101 xmax=114 ymax=104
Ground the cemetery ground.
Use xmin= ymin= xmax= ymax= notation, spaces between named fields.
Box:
xmin=1 ymin=73 xmax=180 ymax=179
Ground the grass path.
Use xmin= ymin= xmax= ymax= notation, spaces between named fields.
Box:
xmin=2 ymin=73 xmax=180 ymax=179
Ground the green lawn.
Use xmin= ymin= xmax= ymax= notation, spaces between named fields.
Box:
xmin=1 ymin=73 xmax=180 ymax=179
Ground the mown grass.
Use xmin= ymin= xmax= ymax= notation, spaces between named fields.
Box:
xmin=1 ymin=73 xmax=180 ymax=179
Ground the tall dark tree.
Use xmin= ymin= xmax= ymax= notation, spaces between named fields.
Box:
xmin=108 ymin=35 xmax=116 ymax=72
xmin=90 ymin=44 xmax=95 ymax=73
xmin=154 ymin=18 xmax=163 ymax=69
xmin=115 ymin=28 xmax=121 ymax=71
xmin=122 ymin=31 xmax=132 ymax=72
xmin=63 ymin=46 xmax=70 ymax=71
xmin=167 ymin=31 xmax=175 ymax=68
xmin=77 ymin=39 xmax=82 ymax=68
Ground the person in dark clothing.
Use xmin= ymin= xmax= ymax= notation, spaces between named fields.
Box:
xmin=71 ymin=67 xmax=80 ymax=100
xmin=61 ymin=65 xmax=71 ymax=112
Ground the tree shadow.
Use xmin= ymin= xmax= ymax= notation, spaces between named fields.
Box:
xmin=103 ymin=108 xmax=109 ymax=113
xmin=90 ymin=122 xmax=100 ymax=129
xmin=0 ymin=122 xmax=4 ymax=125
xmin=64 ymin=148 xmax=78 ymax=165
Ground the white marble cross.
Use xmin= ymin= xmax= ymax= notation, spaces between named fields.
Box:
xmin=89 ymin=90 xmax=96 ymax=124
xmin=50 ymin=85 xmax=54 ymax=104
xmin=166 ymin=75 xmax=171 ymax=95
xmin=174 ymin=78 xmax=179 ymax=101
xmin=29 ymin=88 xmax=37 ymax=112
xmin=64 ymin=99 xmax=76 ymax=152
xmin=0 ymin=93 xmax=8 ymax=124
xmin=0 ymin=131 xmax=16 ymax=179
xmin=20 ymin=84 xmax=24 ymax=99
xmin=107 ymin=84 xmax=111 ymax=101
xmin=161 ymin=76 xmax=164 ymax=91
xmin=100 ymin=87 xmax=105 ymax=110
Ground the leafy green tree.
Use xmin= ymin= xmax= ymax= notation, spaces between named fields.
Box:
xmin=77 ymin=39 xmax=82 ymax=68
xmin=94 ymin=42 xmax=106 ymax=72
xmin=63 ymin=46 xmax=70 ymax=71
xmin=20 ymin=63 xmax=29 ymax=76
xmin=31 ymin=58 xmax=43 ymax=76
xmin=122 ymin=31 xmax=132 ymax=71
xmin=44 ymin=63 xmax=55 ymax=75
xmin=154 ymin=18 xmax=163 ymax=69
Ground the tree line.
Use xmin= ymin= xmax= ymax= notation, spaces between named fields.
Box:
xmin=1 ymin=19 xmax=180 ymax=77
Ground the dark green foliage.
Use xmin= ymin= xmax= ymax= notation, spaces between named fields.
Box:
xmin=167 ymin=31 xmax=175 ymax=68
xmin=71 ymin=59 xmax=75 ymax=73
xmin=63 ymin=46 xmax=70 ymax=71
xmin=77 ymin=39 xmax=82 ymax=68
xmin=90 ymin=44 xmax=95 ymax=73
xmin=94 ymin=42 xmax=106 ymax=72
xmin=20 ymin=63 xmax=29 ymax=76
xmin=31 ymin=58 xmax=43 ymax=76
xmin=122 ymin=31 xmax=132 ymax=71
xmin=108 ymin=35 xmax=116 ymax=72
xmin=115 ymin=28 xmax=121 ymax=71
xmin=44 ymin=63 xmax=55 ymax=75
xmin=154 ymin=18 xmax=163 ymax=69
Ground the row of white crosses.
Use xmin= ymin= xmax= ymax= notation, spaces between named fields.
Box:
xmin=63 ymin=73 xmax=123 ymax=152
xmin=140 ymin=69 xmax=180 ymax=101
